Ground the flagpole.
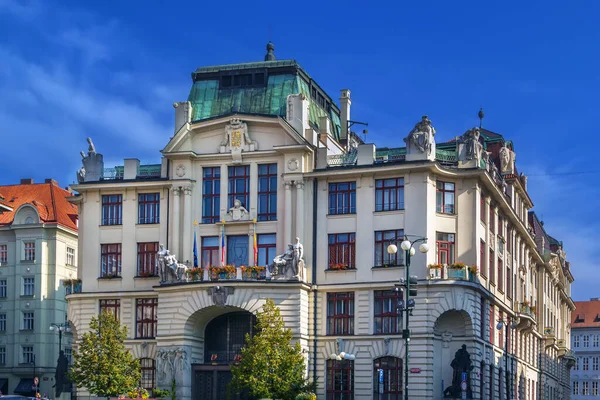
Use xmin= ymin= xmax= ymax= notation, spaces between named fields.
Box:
xmin=221 ymin=220 xmax=226 ymax=267
xmin=253 ymin=218 xmax=257 ymax=266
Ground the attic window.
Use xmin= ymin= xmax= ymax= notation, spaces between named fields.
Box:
xmin=575 ymin=314 xmax=585 ymax=323
xmin=595 ymin=314 xmax=600 ymax=322
xmin=220 ymin=72 xmax=265 ymax=89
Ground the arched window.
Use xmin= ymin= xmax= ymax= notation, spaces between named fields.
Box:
xmin=373 ymin=356 xmax=402 ymax=399
xmin=139 ymin=358 xmax=155 ymax=391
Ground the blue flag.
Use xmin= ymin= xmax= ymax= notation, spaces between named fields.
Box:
xmin=193 ymin=231 xmax=199 ymax=268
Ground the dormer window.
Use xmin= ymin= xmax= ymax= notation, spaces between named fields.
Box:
xmin=575 ymin=314 xmax=585 ymax=323
xmin=220 ymin=72 xmax=266 ymax=88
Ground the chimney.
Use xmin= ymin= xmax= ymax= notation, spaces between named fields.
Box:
xmin=45 ymin=179 xmax=59 ymax=186
xmin=339 ymin=89 xmax=351 ymax=140
xmin=20 ymin=178 xmax=33 ymax=185
xmin=124 ymin=158 xmax=141 ymax=180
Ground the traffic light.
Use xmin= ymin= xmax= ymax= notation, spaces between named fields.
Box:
xmin=408 ymin=275 xmax=418 ymax=297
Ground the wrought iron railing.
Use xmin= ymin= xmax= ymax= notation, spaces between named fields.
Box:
xmin=327 ymin=151 xmax=357 ymax=166
xmin=435 ymin=149 xmax=458 ymax=163
xmin=101 ymin=168 xmax=124 ymax=180
xmin=137 ymin=164 xmax=162 ymax=179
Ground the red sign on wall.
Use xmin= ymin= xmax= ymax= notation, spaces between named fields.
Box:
xmin=410 ymin=368 xmax=422 ymax=374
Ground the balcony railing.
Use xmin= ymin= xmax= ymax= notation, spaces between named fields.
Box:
xmin=544 ymin=326 xmax=557 ymax=348
xmin=427 ymin=265 xmax=479 ymax=283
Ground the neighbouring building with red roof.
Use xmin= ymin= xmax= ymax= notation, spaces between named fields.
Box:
xmin=0 ymin=178 xmax=78 ymax=397
xmin=571 ymin=299 xmax=600 ymax=398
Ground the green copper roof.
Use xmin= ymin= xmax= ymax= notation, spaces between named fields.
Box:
xmin=187 ymin=60 xmax=342 ymax=139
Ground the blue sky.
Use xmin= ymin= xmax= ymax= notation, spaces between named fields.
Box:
xmin=0 ymin=0 xmax=597 ymax=300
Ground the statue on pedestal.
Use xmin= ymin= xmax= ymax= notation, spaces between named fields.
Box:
xmin=270 ymin=237 xmax=304 ymax=280
xmin=156 ymin=245 xmax=189 ymax=283
xmin=405 ymin=115 xmax=436 ymax=156
xmin=53 ymin=350 xmax=69 ymax=396
xmin=444 ymin=344 xmax=473 ymax=398
xmin=76 ymin=137 xmax=104 ymax=183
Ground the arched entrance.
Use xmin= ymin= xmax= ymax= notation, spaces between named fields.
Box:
xmin=192 ymin=311 xmax=256 ymax=400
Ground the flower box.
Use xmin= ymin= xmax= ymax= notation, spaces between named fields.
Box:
xmin=447 ymin=268 xmax=466 ymax=280
xmin=428 ymin=264 xmax=444 ymax=280
xmin=209 ymin=266 xmax=237 ymax=281
xmin=328 ymin=263 xmax=352 ymax=271
xmin=241 ymin=266 xmax=266 ymax=280
xmin=186 ymin=267 xmax=204 ymax=281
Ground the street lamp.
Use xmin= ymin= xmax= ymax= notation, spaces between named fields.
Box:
xmin=49 ymin=321 xmax=72 ymax=351
xmin=497 ymin=317 xmax=518 ymax=400
xmin=387 ymin=236 xmax=429 ymax=400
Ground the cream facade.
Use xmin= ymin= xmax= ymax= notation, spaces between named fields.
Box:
xmin=0 ymin=179 xmax=78 ymax=397
xmin=68 ymin=47 xmax=575 ymax=400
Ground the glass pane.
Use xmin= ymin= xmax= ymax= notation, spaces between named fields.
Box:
xmin=227 ymin=236 xmax=249 ymax=267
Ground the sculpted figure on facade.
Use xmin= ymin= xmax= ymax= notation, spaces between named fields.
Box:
xmin=270 ymin=238 xmax=304 ymax=280
xmin=76 ymin=137 xmax=104 ymax=183
xmin=220 ymin=118 xmax=257 ymax=161
xmin=157 ymin=347 xmax=189 ymax=384
xmin=156 ymin=246 xmax=189 ymax=282
xmin=226 ymin=198 xmax=249 ymax=221
xmin=405 ymin=115 xmax=436 ymax=156
xmin=444 ymin=344 xmax=474 ymax=398
xmin=499 ymin=143 xmax=515 ymax=174
xmin=459 ymin=127 xmax=483 ymax=161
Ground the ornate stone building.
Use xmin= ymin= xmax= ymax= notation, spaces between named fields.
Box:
xmin=67 ymin=45 xmax=575 ymax=399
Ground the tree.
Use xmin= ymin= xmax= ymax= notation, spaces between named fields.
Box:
xmin=230 ymin=298 xmax=307 ymax=400
xmin=68 ymin=312 xmax=141 ymax=399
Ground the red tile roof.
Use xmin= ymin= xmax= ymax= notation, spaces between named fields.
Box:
xmin=572 ymin=300 xmax=600 ymax=328
xmin=0 ymin=181 xmax=78 ymax=231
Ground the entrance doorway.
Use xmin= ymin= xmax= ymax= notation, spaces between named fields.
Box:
xmin=192 ymin=311 xmax=256 ymax=399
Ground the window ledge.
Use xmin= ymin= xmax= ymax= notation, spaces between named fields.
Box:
xmin=0 ymin=262 xmax=7 ymax=267
xmin=135 ymin=223 xmax=160 ymax=227
xmin=372 ymin=265 xmax=405 ymax=270
xmin=327 ymin=213 xmax=356 ymax=218
xmin=325 ymin=268 xmax=357 ymax=273
xmin=99 ymin=224 xmax=123 ymax=229
xmin=134 ymin=275 xmax=160 ymax=279
xmin=19 ymin=329 xmax=34 ymax=332
xmin=20 ymin=260 xmax=35 ymax=264
xmin=20 ymin=295 xmax=35 ymax=299
xmin=436 ymin=212 xmax=456 ymax=217
xmin=98 ymin=276 xmax=123 ymax=280
xmin=373 ymin=209 xmax=405 ymax=216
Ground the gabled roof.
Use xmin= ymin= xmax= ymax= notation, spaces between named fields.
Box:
xmin=0 ymin=181 xmax=78 ymax=231
xmin=572 ymin=300 xmax=600 ymax=328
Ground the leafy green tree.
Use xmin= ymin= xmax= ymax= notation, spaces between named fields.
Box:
xmin=68 ymin=312 xmax=141 ymax=399
xmin=230 ymin=298 xmax=307 ymax=400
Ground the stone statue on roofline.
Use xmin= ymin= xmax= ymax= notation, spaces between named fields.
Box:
xmin=405 ymin=115 xmax=436 ymax=161
xmin=76 ymin=137 xmax=104 ymax=183
xmin=499 ymin=143 xmax=515 ymax=175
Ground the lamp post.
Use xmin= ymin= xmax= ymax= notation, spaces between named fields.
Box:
xmin=497 ymin=317 xmax=518 ymax=400
xmin=50 ymin=321 xmax=71 ymax=351
xmin=387 ymin=236 xmax=429 ymax=400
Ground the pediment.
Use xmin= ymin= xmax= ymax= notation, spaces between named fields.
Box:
xmin=161 ymin=114 xmax=312 ymax=156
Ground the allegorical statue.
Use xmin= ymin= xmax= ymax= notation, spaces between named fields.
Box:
xmin=54 ymin=350 xmax=69 ymax=396
xmin=156 ymin=245 xmax=189 ymax=282
xmin=270 ymin=238 xmax=304 ymax=280
xmin=76 ymin=137 xmax=103 ymax=183
xmin=405 ymin=115 xmax=436 ymax=155
xmin=227 ymin=198 xmax=249 ymax=221
xmin=459 ymin=127 xmax=483 ymax=161
xmin=156 ymin=244 xmax=169 ymax=281
xmin=444 ymin=344 xmax=473 ymax=398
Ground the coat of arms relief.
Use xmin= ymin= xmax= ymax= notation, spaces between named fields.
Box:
xmin=220 ymin=118 xmax=257 ymax=163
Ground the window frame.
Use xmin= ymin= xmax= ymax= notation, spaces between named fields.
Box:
xmin=100 ymin=243 xmax=122 ymax=277
xmin=0 ymin=313 xmax=5 ymax=332
xmin=328 ymin=233 xmax=356 ymax=269
xmin=140 ymin=358 xmax=156 ymax=392
xmin=0 ymin=347 xmax=5 ymax=364
xmin=327 ymin=292 xmax=355 ymax=336
xmin=201 ymin=236 xmax=219 ymax=269
xmin=0 ymin=244 xmax=7 ymax=264
xmin=202 ymin=167 xmax=221 ymax=224
xmin=257 ymin=163 xmax=277 ymax=221
xmin=373 ymin=356 xmax=402 ymax=399
xmin=66 ymin=246 xmax=75 ymax=266
xmin=22 ymin=345 xmax=34 ymax=364
xmin=373 ymin=290 xmax=402 ymax=334
xmin=22 ymin=311 xmax=34 ymax=331
xmin=326 ymin=359 xmax=354 ymax=399
xmin=0 ymin=279 xmax=6 ymax=298
xmin=99 ymin=299 xmax=121 ymax=320
xmin=328 ymin=182 xmax=356 ymax=215
xmin=489 ymin=249 xmax=495 ymax=284
xmin=137 ymin=242 xmax=158 ymax=277
xmin=135 ymin=298 xmax=158 ymax=339
xmin=22 ymin=277 xmax=34 ymax=297
xmin=375 ymin=178 xmax=405 ymax=212
xmin=101 ymin=194 xmax=123 ymax=226
xmin=436 ymin=181 xmax=455 ymax=214
xmin=480 ymin=240 xmax=487 ymax=278
xmin=228 ymin=165 xmax=250 ymax=210
xmin=497 ymin=257 xmax=504 ymax=293
xmin=480 ymin=193 xmax=486 ymax=223
xmin=436 ymin=233 xmax=455 ymax=265
xmin=257 ymin=234 xmax=276 ymax=267
xmin=374 ymin=230 xmax=404 ymax=268
xmin=138 ymin=193 xmax=160 ymax=224
xmin=24 ymin=241 xmax=35 ymax=261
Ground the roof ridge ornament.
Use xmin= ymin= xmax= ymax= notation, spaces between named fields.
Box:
xmin=264 ymin=41 xmax=276 ymax=61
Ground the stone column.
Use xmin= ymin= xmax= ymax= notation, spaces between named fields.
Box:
xmin=295 ymin=180 xmax=305 ymax=243
xmin=284 ymin=181 xmax=293 ymax=244
xmin=172 ymin=187 xmax=181 ymax=256
xmin=182 ymin=186 xmax=193 ymax=264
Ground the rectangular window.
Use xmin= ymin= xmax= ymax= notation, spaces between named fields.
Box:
xmin=0 ymin=244 xmax=7 ymax=264
xmin=202 ymin=167 xmax=221 ymax=224
xmin=201 ymin=237 xmax=219 ymax=268
xmin=583 ymin=381 xmax=589 ymax=395
xmin=22 ymin=311 xmax=34 ymax=331
xmin=326 ymin=359 xmax=354 ymax=399
xmin=593 ymin=357 xmax=598 ymax=371
xmin=374 ymin=290 xmax=402 ymax=334
xmin=257 ymin=234 xmax=276 ymax=266
xmin=136 ymin=298 xmax=158 ymax=339
xmin=436 ymin=233 xmax=455 ymax=265
xmin=593 ymin=381 xmax=598 ymax=396
xmin=138 ymin=193 xmax=160 ymax=224
xmin=22 ymin=345 xmax=34 ymax=364
xmin=66 ymin=247 xmax=75 ymax=266
xmin=480 ymin=193 xmax=486 ymax=223
xmin=227 ymin=235 xmax=249 ymax=267
xmin=0 ymin=347 xmax=5 ymax=364
xmin=497 ymin=214 xmax=504 ymax=237
xmin=498 ymin=311 xmax=503 ymax=346
xmin=489 ymin=206 xmax=495 ymax=233
xmin=374 ymin=230 xmax=404 ymax=267
xmin=584 ymin=357 xmax=589 ymax=370
xmin=137 ymin=242 xmax=158 ymax=276
xmin=140 ymin=358 xmax=156 ymax=390
xmin=506 ymin=267 xmax=512 ymax=299
xmin=480 ymin=240 xmax=486 ymax=277
xmin=328 ymin=182 xmax=356 ymax=215
xmin=497 ymin=257 xmax=503 ymax=292
xmin=480 ymin=298 xmax=485 ymax=339
xmin=375 ymin=178 xmax=404 ymax=211
xmin=101 ymin=194 xmax=123 ymax=225
xmin=23 ymin=277 xmax=34 ymax=296
xmin=436 ymin=181 xmax=455 ymax=214
xmin=595 ymin=335 xmax=599 ymax=347
xmin=573 ymin=381 xmax=579 ymax=395
xmin=101 ymin=244 xmax=122 ymax=277
xmin=489 ymin=249 xmax=495 ymax=284
xmin=24 ymin=241 xmax=35 ymax=261
xmin=327 ymin=292 xmax=354 ymax=335
xmin=64 ymin=348 xmax=72 ymax=364
xmin=258 ymin=164 xmax=277 ymax=221
xmin=99 ymin=299 xmax=120 ymax=320
xmin=576 ymin=357 xmax=580 ymax=371
xmin=228 ymin=165 xmax=250 ymax=210
xmin=0 ymin=280 xmax=6 ymax=298
xmin=574 ymin=335 xmax=580 ymax=347
xmin=489 ymin=305 xmax=495 ymax=345
xmin=584 ymin=335 xmax=590 ymax=347
xmin=328 ymin=233 xmax=356 ymax=269
xmin=0 ymin=314 xmax=6 ymax=331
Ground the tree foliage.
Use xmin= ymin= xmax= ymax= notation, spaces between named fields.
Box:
xmin=230 ymin=298 xmax=307 ymax=400
xmin=68 ymin=312 xmax=141 ymax=399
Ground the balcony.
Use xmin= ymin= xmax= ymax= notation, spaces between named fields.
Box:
xmin=557 ymin=339 xmax=567 ymax=356
xmin=427 ymin=264 xmax=479 ymax=283
xmin=544 ymin=326 xmax=557 ymax=348
xmin=63 ymin=279 xmax=82 ymax=296
xmin=563 ymin=349 xmax=576 ymax=368
xmin=514 ymin=301 xmax=536 ymax=332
